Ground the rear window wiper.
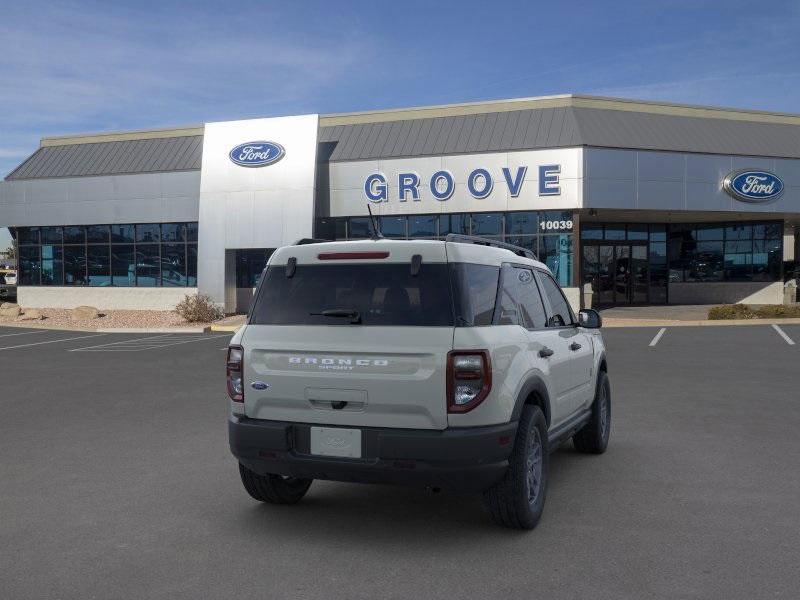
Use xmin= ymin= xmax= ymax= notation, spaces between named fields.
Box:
xmin=310 ymin=308 xmax=362 ymax=324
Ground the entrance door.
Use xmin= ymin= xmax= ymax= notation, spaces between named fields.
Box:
xmin=583 ymin=243 xmax=649 ymax=306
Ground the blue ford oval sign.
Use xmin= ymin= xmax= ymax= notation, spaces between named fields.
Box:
xmin=723 ymin=169 xmax=784 ymax=203
xmin=229 ymin=141 xmax=285 ymax=167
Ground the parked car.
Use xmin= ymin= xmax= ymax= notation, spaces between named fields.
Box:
xmin=227 ymin=235 xmax=610 ymax=529
xmin=0 ymin=268 xmax=16 ymax=301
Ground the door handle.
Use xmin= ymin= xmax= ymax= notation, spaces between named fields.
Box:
xmin=539 ymin=347 xmax=554 ymax=358
xmin=570 ymin=342 xmax=582 ymax=351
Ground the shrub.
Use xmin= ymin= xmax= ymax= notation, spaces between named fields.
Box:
xmin=175 ymin=294 xmax=223 ymax=323
xmin=754 ymin=304 xmax=800 ymax=318
xmin=708 ymin=304 xmax=800 ymax=320
xmin=707 ymin=304 xmax=757 ymax=320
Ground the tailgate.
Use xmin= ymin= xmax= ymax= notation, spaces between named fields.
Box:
xmin=242 ymin=325 xmax=452 ymax=430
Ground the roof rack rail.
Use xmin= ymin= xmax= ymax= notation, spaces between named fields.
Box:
xmin=445 ymin=234 xmax=538 ymax=260
xmin=294 ymin=238 xmax=332 ymax=245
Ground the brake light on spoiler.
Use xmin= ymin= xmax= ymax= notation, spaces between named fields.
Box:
xmin=317 ymin=252 xmax=390 ymax=260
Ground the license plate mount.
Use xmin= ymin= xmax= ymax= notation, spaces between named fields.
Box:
xmin=309 ymin=426 xmax=362 ymax=459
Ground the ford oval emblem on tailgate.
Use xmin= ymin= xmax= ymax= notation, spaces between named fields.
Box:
xmin=251 ymin=381 xmax=270 ymax=390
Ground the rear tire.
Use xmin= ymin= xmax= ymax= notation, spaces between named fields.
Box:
xmin=483 ymin=405 xmax=549 ymax=530
xmin=238 ymin=463 xmax=312 ymax=504
xmin=573 ymin=371 xmax=611 ymax=454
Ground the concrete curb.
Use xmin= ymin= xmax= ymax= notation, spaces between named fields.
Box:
xmin=603 ymin=317 xmax=800 ymax=328
xmin=209 ymin=324 xmax=241 ymax=332
xmin=95 ymin=327 xmax=211 ymax=334
xmin=0 ymin=321 xmax=216 ymax=333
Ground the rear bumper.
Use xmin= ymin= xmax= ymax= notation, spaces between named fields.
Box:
xmin=229 ymin=415 xmax=518 ymax=492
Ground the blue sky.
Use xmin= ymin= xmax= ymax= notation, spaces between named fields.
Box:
xmin=1 ymin=0 xmax=799 ymax=249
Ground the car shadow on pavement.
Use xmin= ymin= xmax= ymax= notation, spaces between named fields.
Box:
xmin=225 ymin=444 xmax=608 ymax=543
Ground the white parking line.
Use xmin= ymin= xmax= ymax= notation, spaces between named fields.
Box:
xmin=0 ymin=333 xmax=105 ymax=352
xmin=70 ymin=333 xmax=231 ymax=352
xmin=0 ymin=330 xmax=49 ymax=339
xmin=771 ymin=324 xmax=795 ymax=346
xmin=67 ymin=333 xmax=174 ymax=351
xmin=649 ymin=327 xmax=667 ymax=347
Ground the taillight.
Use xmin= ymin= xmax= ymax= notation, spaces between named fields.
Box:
xmin=227 ymin=345 xmax=244 ymax=402
xmin=447 ymin=350 xmax=492 ymax=413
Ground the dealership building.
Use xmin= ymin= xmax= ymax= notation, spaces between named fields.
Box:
xmin=0 ymin=94 xmax=798 ymax=313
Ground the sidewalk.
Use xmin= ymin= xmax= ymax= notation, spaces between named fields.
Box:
xmin=598 ymin=305 xmax=800 ymax=327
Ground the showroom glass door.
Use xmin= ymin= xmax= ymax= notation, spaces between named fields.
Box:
xmin=583 ymin=242 xmax=649 ymax=306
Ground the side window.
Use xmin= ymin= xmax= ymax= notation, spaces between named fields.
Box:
xmin=538 ymin=271 xmax=574 ymax=327
xmin=450 ymin=263 xmax=500 ymax=326
xmin=495 ymin=265 xmax=548 ymax=329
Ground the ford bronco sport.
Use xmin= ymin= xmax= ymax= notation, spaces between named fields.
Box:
xmin=228 ymin=235 xmax=610 ymax=529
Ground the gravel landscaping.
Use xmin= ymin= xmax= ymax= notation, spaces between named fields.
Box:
xmin=0 ymin=306 xmax=244 ymax=331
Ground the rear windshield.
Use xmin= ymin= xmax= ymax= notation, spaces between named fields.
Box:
xmin=250 ymin=263 xmax=455 ymax=326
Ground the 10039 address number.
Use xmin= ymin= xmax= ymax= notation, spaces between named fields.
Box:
xmin=539 ymin=220 xmax=573 ymax=232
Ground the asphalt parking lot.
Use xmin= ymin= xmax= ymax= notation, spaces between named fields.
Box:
xmin=1 ymin=324 xmax=798 ymax=600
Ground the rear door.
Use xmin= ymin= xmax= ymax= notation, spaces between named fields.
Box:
xmin=535 ymin=270 xmax=595 ymax=414
xmin=497 ymin=264 xmax=575 ymax=426
xmin=241 ymin=242 xmax=454 ymax=430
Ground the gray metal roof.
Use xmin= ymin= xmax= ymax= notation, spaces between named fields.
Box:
xmin=320 ymin=106 xmax=800 ymax=161
xmin=318 ymin=107 xmax=583 ymax=161
xmin=6 ymin=135 xmax=203 ymax=180
xmin=571 ymin=107 xmax=800 ymax=158
xmin=8 ymin=95 xmax=800 ymax=180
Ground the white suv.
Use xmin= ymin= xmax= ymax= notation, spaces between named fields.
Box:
xmin=227 ymin=235 xmax=610 ymax=529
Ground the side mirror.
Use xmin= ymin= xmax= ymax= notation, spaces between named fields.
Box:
xmin=578 ymin=309 xmax=602 ymax=329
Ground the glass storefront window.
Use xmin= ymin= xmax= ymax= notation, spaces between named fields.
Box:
xmin=111 ymin=224 xmax=135 ymax=243
xmin=439 ymin=214 xmax=469 ymax=236
xmin=136 ymin=245 xmax=160 ymax=286
xmin=161 ymin=244 xmax=187 ymax=286
xmin=19 ymin=246 xmax=41 ymax=285
xmin=87 ymin=245 xmax=111 ymax=286
xmin=315 ymin=217 xmax=346 ymax=240
xmin=136 ymin=224 xmax=160 ymax=243
xmin=581 ymin=224 xmax=603 ymax=240
xmin=235 ymin=249 xmax=274 ymax=287
xmin=506 ymin=212 xmax=538 ymax=235
xmin=665 ymin=220 xmax=782 ymax=283
xmin=63 ymin=246 xmax=87 ymax=285
xmin=64 ymin=226 xmax=85 ymax=244
xmin=187 ymin=246 xmax=198 ymax=286
xmin=604 ymin=224 xmax=626 ymax=240
xmin=161 ymin=223 xmax=185 ymax=243
xmin=408 ymin=215 xmax=437 ymax=237
xmin=186 ymin=222 xmax=199 ymax=242
xmin=540 ymin=234 xmax=572 ymax=287
xmin=111 ymin=245 xmax=136 ymax=287
xmin=15 ymin=222 xmax=198 ymax=288
xmin=505 ymin=236 xmax=537 ymax=254
xmin=471 ymin=213 xmax=503 ymax=236
xmin=348 ymin=217 xmax=371 ymax=239
xmin=41 ymin=227 xmax=63 ymax=244
xmin=649 ymin=224 xmax=667 ymax=242
xmin=627 ymin=225 xmax=648 ymax=241
xmin=379 ymin=216 xmax=407 ymax=238
xmin=725 ymin=224 xmax=752 ymax=240
xmin=696 ymin=225 xmax=724 ymax=241
xmin=17 ymin=227 xmax=40 ymax=245
xmin=86 ymin=225 xmax=109 ymax=244
xmin=41 ymin=245 xmax=63 ymax=286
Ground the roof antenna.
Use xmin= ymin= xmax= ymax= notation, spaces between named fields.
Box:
xmin=366 ymin=204 xmax=384 ymax=240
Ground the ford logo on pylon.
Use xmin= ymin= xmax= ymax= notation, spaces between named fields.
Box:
xmin=229 ymin=141 xmax=285 ymax=167
xmin=723 ymin=169 xmax=784 ymax=203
